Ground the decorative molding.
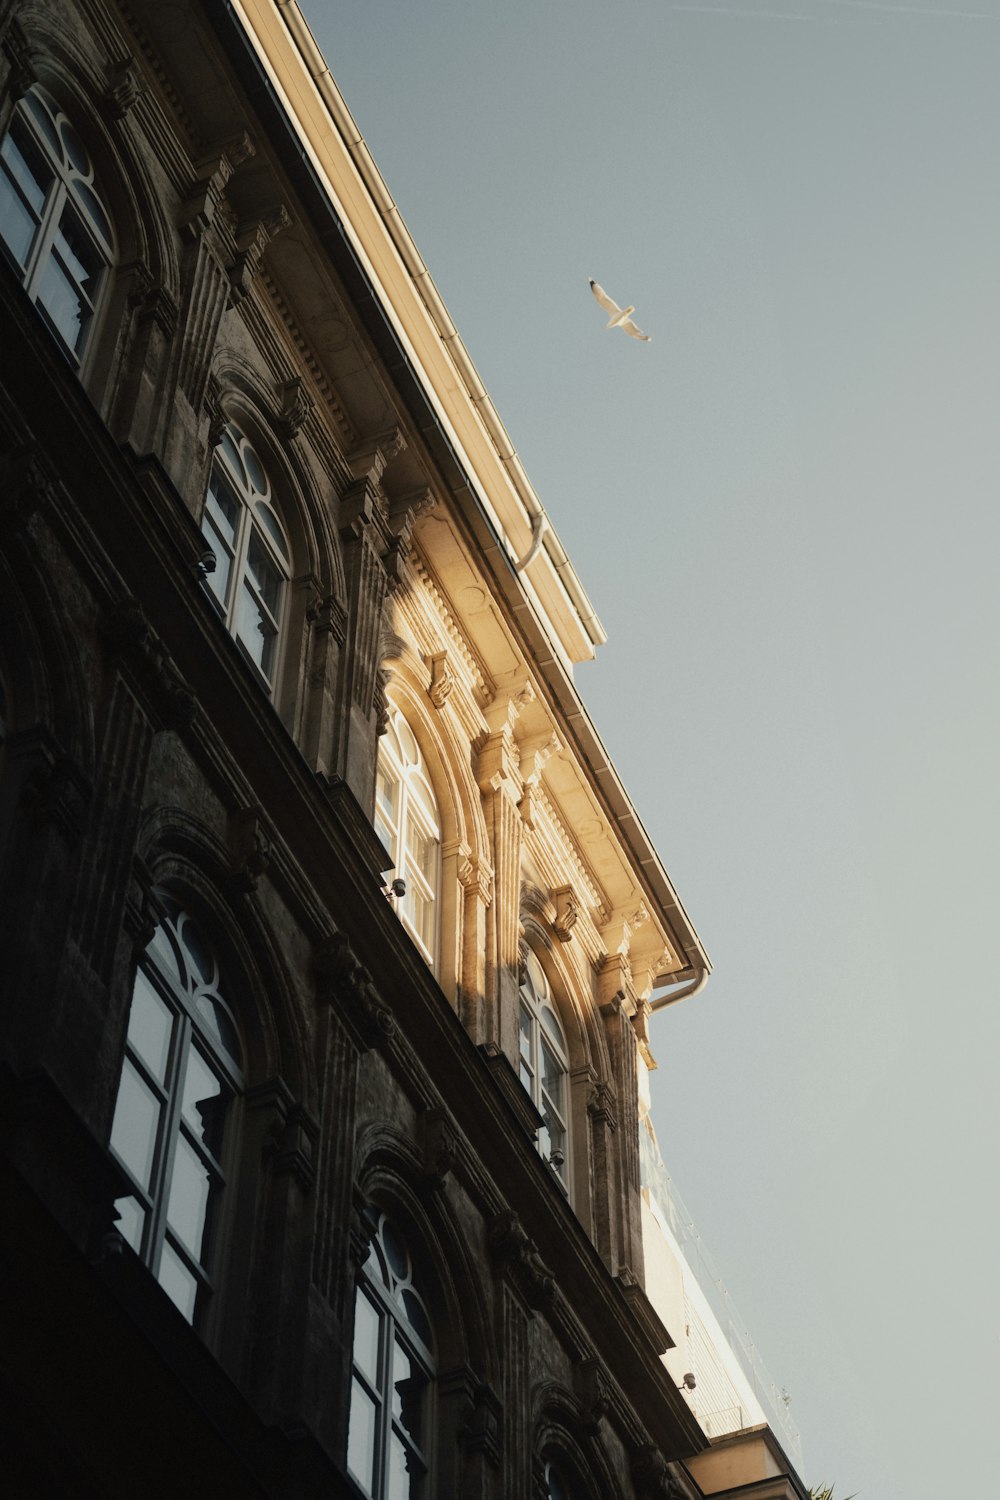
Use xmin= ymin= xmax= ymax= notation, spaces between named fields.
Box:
xmin=0 ymin=443 xmax=58 ymax=535
xmin=1 ymin=20 xmax=39 ymax=102
xmin=427 ymin=651 xmax=454 ymax=709
xmin=419 ymin=1106 xmax=459 ymax=1193
xmin=276 ymin=374 xmax=314 ymax=439
xmin=551 ymin=884 xmax=579 ymax=943
xmin=228 ymin=804 xmax=273 ymax=894
xmin=246 ymin=1076 xmax=318 ymax=1193
xmin=574 ymin=1356 xmax=613 ymax=1434
xmin=313 ymin=933 xmax=396 ymax=1051
xmin=487 ymin=1210 xmax=556 ymax=1311
xmin=104 ymin=54 xmax=145 ymax=120
xmin=100 ymin=597 xmax=197 ymax=733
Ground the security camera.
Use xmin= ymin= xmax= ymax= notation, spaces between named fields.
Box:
xmin=390 ymin=877 xmax=406 ymax=898
xmin=679 ymin=1373 xmax=696 ymax=1392
xmin=196 ymin=549 xmax=217 ymax=578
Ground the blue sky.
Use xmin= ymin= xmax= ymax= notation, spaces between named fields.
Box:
xmin=300 ymin=3 xmax=1000 ymax=1493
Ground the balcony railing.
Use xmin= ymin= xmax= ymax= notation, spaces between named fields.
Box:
xmin=639 ymin=1123 xmax=803 ymax=1467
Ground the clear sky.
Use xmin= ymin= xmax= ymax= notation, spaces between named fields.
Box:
xmin=300 ymin=2 xmax=1000 ymax=1494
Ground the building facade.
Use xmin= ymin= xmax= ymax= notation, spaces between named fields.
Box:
xmin=0 ymin=1 xmax=808 ymax=1496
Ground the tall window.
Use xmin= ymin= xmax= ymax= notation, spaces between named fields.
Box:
xmin=348 ymin=1213 xmax=434 ymax=1500
xmin=0 ymin=86 xmax=114 ymax=363
xmin=201 ymin=424 xmax=291 ymax=691
xmin=109 ymin=900 xmax=243 ymax=1326
xmin=374 ymin=709 xmax=440 ymax=966
xmin=518 ymin=949 xmax=571 ymax=1194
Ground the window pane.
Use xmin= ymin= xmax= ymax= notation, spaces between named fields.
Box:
xmin=540 ymin=1038 xmax=564 ymax=1108
xmin=407 ymin=886 xmax=434 ymax=954
xmin=376 ymin=768 xmax=398 ymax=826
xmin=401 ymin=1289 xmax=432 ymax=1350
xmin=166 ymin=1130 xmax=215 ymax=1263
xmin=255 ymin=500 xmax=289 ymax=561
xmin=24 ymin=92 xmax=60 ymax=159
xmin=110 ymin=1056 xmax=161 ymax=1190
xmin=180 ymin=1046 xmax=226 ymax=1155
xmin=404 ymin=818 xmax=435 ymax=881
xmin=243 ymin=442 xmax=268 ymax=496
xmin=59 ymin=117 xmax=89 ymax=176
xmin=147 ymin=920 xmax=182 ymax=986
xmin=347 ymin=1378 xmax=377 ymax=1493
xmin=2 ymin=119 xmax=51 ymax=214
xmin=0 ymin=162 xmax=39 ymax=268
xmin=114 ymin=1194 xmax=145 ymax=1252
xmin=236 ymin=581 xmax=278 ymax=679
xmin=158 ymin=1239 xmax=199 ymax=1323
xmin=353 ymin=1287 xmax=382 ymax=1386
xmin=194 ymin=993 xmax=242 ymax=1071
xmin=37 ymin=238 xmax=94 ymax=354
xmin=246 ymin=530 xmax=283 ymax=614
xmin=519 ymin=1003 xmax=532 ymax=1061
xmin=386 ymin=1430 xmax=411 ymax=1500
xmin=73 ymin=179 xmax=112 ymax=248
xmin=220 ymin=429 xmax=244 ymax=482
xmin=127 ymin=969 xmax=173 ymax=1084
xmin=382 ymin=1218 xmax=409 ymax=1281
xmin=206 ymin=473 xmax=240 ymax=546
xmin=202 ymin=514 xmax=234 ymax=608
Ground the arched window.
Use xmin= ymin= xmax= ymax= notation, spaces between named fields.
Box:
xmin=0 ymin=86 xmax=114 ymax=364
xmin=518 ymin=949 xmax=571 ymax=1195
xmin=348 ymin=1213 xmax=434 ymax=1499
xmin=109 ymin=900 xmax=243 ymax=1326
xmin=374 ymin=708 xmax=440 ymax=966
xmin=201 ymin=423 xmax=292 ymax=691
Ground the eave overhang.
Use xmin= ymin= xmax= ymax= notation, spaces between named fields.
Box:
xmin=209 ymin=0 xmax=711 ymax=991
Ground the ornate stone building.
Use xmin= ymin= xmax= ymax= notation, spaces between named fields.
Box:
xmin=0 ymin=2 xmax=807 ymax=1497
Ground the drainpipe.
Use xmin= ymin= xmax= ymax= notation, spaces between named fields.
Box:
xmin=649 ymin=966 xmax=710 ymax=1012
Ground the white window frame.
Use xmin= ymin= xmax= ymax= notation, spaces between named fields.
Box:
xmin=374 ymin=708 xmax=441 ymax=967
xmin=201 ymin=423 xmax=292 ymax=693
xmin=518 ymin=948 xmax=572 ymax=1196
xmin=348 ymin=1213 xmax=434 ymax=1499
xmin=0 ymin=86 xmax=115 ymax=366
xmin=109 ymin=900 xmax=243 ymax=1327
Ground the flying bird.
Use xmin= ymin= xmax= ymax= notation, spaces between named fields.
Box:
xmin=589 ymin=278 xmax=651 ymax=342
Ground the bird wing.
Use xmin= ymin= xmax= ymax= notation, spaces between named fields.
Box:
xmin=621 ymin=317 xmax=651 ymax=342
xmin=589 ymin=279 xmax=622 ymax=318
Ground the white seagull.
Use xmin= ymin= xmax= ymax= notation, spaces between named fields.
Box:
xmin=589 ymin=278 xmax=651 ymax=342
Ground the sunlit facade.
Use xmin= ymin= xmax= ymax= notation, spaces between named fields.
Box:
xmin=0 ymin=2 xmax=807 ymax=1497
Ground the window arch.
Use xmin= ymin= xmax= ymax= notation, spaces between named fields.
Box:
xmin=519 ymin=948 xmax=571 ymax=1195
xmin=201 ymin=422 xmax=292 ymax=691
xmin=545 ymin=1461 xmax=573 ymax=1500
xmin=109 ymin=899 xmax=244 ymax=1326
xmin=0 ymin=85 xmax=115 ymax=364
xmin=348 ymin=1212 xmax=434 ymax=1499
xmin=374 ymin=707 xmax=441 ymax=966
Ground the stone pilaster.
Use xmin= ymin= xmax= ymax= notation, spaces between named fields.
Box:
xmin=598 ymin=954 xmax=644 ymax=1281
xmin=333 ymin=474 xmax=393 ymax=803
xmin=476 ymin=688 xmax=531 ymax=1056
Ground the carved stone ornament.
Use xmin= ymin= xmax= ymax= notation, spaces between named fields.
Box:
xmin=487 ymin=1211 xmax=555 ymax=1310
xmin=427 ymin=651 xmax=454 ymax=710
xmin=104 ymin=54 xmax=145 ymax=120
xmin=276 ymin=374 xmax=314 ymax=439
xmin=229 ymin=205 xmax=291 ymax=304
xmin=420 ymin=1106 xmax=459 ymax=1193
xmin=124 ymin=260 xmax=179 ymax=339
xmin=455 ymin=1378 xmax=502 ymax=1469
xmin=349 ymin=1194 xmax=381 ymax=1269
xmin=313 ymin=933 xmax=396 ymax=1051
xmin=587 ymin=1079 xmax=618 ymax=1134
xmin=0 ymin=443 xmax=57 ymax=535
xmin=228 ymin=805 xmax=272 ymax=894
xmin=632 ymin=1446 xmax=672 ymax=1499
xmin=574 ymin=1356 xmax=613 ymax=1434
xmin=551 ymin=885 xmax=580 ymax=944
xmin=100 ymin=597 xmax=197 ymax=732
xmin=246 ymin=1077 xmax=318 ymax=1193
